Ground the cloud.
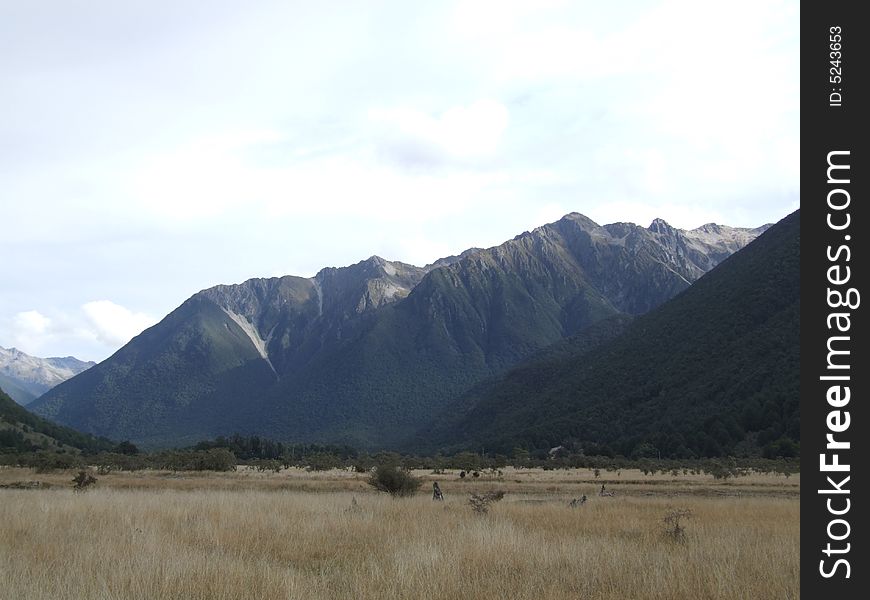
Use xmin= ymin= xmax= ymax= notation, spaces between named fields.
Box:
xmin=369 ymin=99 xmax=509 ymax=168
xmin=7 ymin=309 xmax=83 ymax=358
xmin=81 ymin=301 xmax=157 ymax=347
xmin=132 ymin=129 xmax=287 ymax=222
xmin=7 ymin=311 xmax=54 ymax=355
xmin=13 ymin=310 xmax=51 ymax=337
xmin=0 ymin=0 xmax=799 ymax=362
xmin=3 ymin=302 xmax=156 ymax=360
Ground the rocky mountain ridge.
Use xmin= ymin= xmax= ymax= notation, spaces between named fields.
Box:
xmin=0 ymin=346 xmax=95 ymax=405
xmin=31 ymin=213 xmax=770 ymax=448
xmin=421 ymin=210 xmax=798 ymax=459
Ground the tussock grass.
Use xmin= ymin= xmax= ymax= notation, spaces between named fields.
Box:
xmin=0 ymin=468 xmax=799 ymax=600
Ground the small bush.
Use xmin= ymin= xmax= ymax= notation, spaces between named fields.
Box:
xmin=367 ymin=464 xmax=422 ymax=497
xmin=249 ymin=459 xmax=282 ymax=473
xmin=72 ymin=471 xmax=97 ymax=492
xmin=663 ymin=508 xmax=693 ymax=542
xmin=469 ymin=490 xmax=505 ymax=514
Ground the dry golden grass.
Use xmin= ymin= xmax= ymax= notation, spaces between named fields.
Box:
xmin=0 ymin=467 xmax=799 ymax=600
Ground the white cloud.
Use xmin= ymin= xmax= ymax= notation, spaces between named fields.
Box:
xmin=0 ymin=0 xmax=799 ymax=360
xmin=369 ymin=99 xmax=509 ymax=167
xmin=133 ymin=129 xmax=287 ymax=222
xmin=13 ymin=310 xmax=51 ymax=336
xmin=81 ymin=301 xmax=156 ymax=347
xmin=7 ymin=310 xmax=54 ymax=356
xmin=3 ymin=302 xmax=156 ymax=361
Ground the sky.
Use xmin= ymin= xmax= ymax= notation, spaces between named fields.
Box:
xmin=0 ymin=0 xmax=799 ymax=362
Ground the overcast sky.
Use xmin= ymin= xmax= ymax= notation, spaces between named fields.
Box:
xmin=1 ymin=0 xmax=799 ymax=362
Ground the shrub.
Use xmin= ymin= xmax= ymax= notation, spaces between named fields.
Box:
xmin=197 ymin=448 xmax=237 ymax=471
xmin=250 ymin=459 xmax=282 ymax=473
xmin=305 ymin=452 xmax=344 ymax=471
xmin=469 ymin=490 xmax=505 ymax=514
xmin=663 ymin=508 xmax=693 ymax=542
xmin=367 ymin=464 xmax=422 ymax=497
xmin=72 ymin=470 xmax=97 ymax=492
xmin=159 ymin=449 xmax=237 ymax=471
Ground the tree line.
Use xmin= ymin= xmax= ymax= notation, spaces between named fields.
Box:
xmin=0 ymin=433 xmax=799 ymax=477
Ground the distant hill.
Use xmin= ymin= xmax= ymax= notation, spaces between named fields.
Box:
xmin=424 ymin=210 xmax=799 ymax=459
xmin=31 ymin=213 xmax=769 ymax=449
xmin=0 ymin=346 xmax=95 ymax=405
xmin=0 ymin=386 xmax=114 ymax=454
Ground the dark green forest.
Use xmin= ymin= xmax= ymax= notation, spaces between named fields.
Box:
xmin=0 ymin=386 xmax=114 ymax=454
xmin=426 ymin=210 xmax=800 ymax=460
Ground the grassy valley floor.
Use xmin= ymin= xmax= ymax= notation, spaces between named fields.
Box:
xmin=0 ymin=467 xmax=799 ymax=600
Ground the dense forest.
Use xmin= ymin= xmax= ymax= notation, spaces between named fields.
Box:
xmin=0 ymin=386 xmax=114 ymax=454
xmin=425 ymin=211 xmax=800 ymax=460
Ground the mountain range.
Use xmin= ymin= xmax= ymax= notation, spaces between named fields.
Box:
xmin=421 ymin=210 xmax=799 ymax=459
xmin=30 ymin=213 xmax=770 ymax=449
xmin=0 ymin=347 xmax=95 ymax=406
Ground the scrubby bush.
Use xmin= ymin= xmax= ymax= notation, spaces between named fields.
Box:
xmin=663 ymin=508 xmax=693 ymax=542
xmin=249 ymin=459 xmax=282 ymax=473
xmin=367 ymin=464 xmax=422 ymax=497
xmin=158 ymin=449 xmax=237 ymax=472
xmin=469 ymin=490 xmax=505 ymax=514
xmin=305 ymin=452 xmax=344 ymax=471
xmin=72 ymin=470 xmax=97 ymax=492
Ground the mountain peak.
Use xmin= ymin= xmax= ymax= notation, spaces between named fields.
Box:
xmin=425 ymin=248 xmax=483 ymax=270
xmin=648 ymin=218 xmax=675 ymax=234
xmin=29 ymin=211 xmax=773 ymax=447
xmin=430 ymin=210 xmax=799 ymax=457
xmin=0 ymin=346 xmax=95 ymax=406
xmin=694 ymin=223 xmax=723 ymax=235
xmin=559 ymin=212 xmax=601 ymax=230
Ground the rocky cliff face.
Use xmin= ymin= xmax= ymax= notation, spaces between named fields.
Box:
xmin=314 ymin=256 xmax=428 ymax=317
xmin=31 ymin=213 xmax=769 ymax=448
